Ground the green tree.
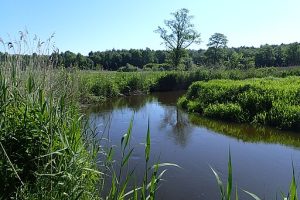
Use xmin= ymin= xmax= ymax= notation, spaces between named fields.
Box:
xmin=206 ymin=33 xmax=228 ymax=65
xmin=255 ymin=44 xmax=276 ymax=67
xmin=286 ymin=42 xmax=300 ymax=66
xmin=155 ymin=8 xmax=201 ymax=69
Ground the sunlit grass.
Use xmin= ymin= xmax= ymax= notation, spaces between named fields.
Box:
xmin=179 ymin=77 xmax=300 ymax=130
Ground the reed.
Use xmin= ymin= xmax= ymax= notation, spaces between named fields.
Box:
xmin=0 ymin=32 xmax=100 ymax=199
xmin=211 ymin=151 xmax=298 ymax=200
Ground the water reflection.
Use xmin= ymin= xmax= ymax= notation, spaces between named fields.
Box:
xmin=189 ymin=114 xmax=300 ymax=148
xmin=160 ymin=106 xmax=193 ymax=147
xmin=84 ymin=91 xmax=300 ymax=148
xmin=85 ymin=91 xmax=300 ymax=200
xmin=83 ymin=94 xmax=155 ymax=114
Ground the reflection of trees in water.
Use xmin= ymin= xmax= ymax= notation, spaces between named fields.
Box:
xmin=84 ymin=92 xmax=193 ymax=147
xmin=189 ymin=114 xmax=300 ymax=148
xmin=83 ymin=95 xmax=155 ymax=114
xmin=151 ymin=91 xmax=185 ymax=106
xmin=83 ymin=91 xmax=185 ymax=115
xmin=160 ymin=106 xmax=193 ymax=147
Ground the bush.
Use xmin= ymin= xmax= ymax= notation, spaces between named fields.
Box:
xmin=267 ymin=103 xmax=300 ymax=130
xmin=204 ymin=103 xmax=245 ymax=122
xmin=177 ymin=96 xmax=189 ymax=109
xmin=179 ymin=76 xmax=300 ymax=130
xmin=143 ymin=63 xmax=171 ymax=71
xmin=90 ymin=79 xmax=119 ymax=97
xmin=187 ymin=101 xmax=204 ymax=113
xmin=118 ymin=63 xmax=140 ymax=72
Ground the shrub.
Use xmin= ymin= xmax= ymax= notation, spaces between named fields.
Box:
xmin=267 ymin=103 xmax=300 ymax=130
xmin=187 ymin=101 xmax=204 ymax=113
xmin=177 ymin=96 xmax=189 ymax=109
xmin=118 ymin=63 xmax=140 ymax=72
xmin=204 ymin=103 xmax=245 ymax=122
xmin=179 ymin=76 xmax=300 ymax=130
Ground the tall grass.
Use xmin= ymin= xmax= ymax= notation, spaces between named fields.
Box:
xmin=0 ymin=31 xmax=178 ymax=200
xmin=78 ymin=66 xmax=300 ymax=103
xmin=101 ymin=118 xmax=179 ymax=200
xmin=0 ymin=32 xmax=100 ymax=199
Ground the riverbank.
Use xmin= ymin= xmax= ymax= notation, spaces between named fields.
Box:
xmin=0 ymin=67 xmax=101 ymax=199
xmin=178 ymin=76 xmax=300 ymax=131
xmin=78 ymin=67 xmax=300 ymax=104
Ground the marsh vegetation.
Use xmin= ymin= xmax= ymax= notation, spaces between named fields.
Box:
xmin=1 ymin=6 xmax=300 ymax=200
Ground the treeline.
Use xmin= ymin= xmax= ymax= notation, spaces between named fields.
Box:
xmin=1 ymin=42 xmax=300 ymax=71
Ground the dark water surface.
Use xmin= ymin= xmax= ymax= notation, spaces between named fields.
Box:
xmin=85 ymin=91 xmax=300 ymax=200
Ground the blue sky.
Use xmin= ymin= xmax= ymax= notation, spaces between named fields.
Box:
xmin=0 ymin=0 xmax=299 ymax=55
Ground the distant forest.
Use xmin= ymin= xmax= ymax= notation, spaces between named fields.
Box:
xmin=1 ymin=42 xmax=300 ymax=71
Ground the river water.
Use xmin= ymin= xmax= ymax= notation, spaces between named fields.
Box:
xmin=85 ymin=91 xmax=300 ymax=200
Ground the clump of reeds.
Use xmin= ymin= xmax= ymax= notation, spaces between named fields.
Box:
xmin=0 ymin=31 xmax=100 ymax=199
xmin=101 ymin=117 xmax=180 ymax=200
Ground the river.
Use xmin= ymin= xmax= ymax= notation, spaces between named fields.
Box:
xmin=85 ymin=91 xmax=300 ymax=199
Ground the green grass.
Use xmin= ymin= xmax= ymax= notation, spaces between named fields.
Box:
xmin=78 ymin=67 xmax=300 ymax=103
xmin=178 ymin=76 xmax=300 ymax=131
xmin=0 ymin=70 xmax=101 ymax=199
xmin=3 ymin=32 xmax=300 ymax=200
xmin=0 ymin=33 xmax=178 ymax=199
xmin=0 ymin=63 xmax=176 ymax=199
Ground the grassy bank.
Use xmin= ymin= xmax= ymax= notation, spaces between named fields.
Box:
xmin=0 ymin=65 xmax=101 ymax=199
xmin=79 ymin=67 xmax=300 ymax=103
xmin=178 ymin=76 xmax=300 ymax=131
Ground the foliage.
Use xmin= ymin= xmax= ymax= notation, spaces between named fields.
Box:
xmin=179 ymin=77 xmax=300 ymax=131
xmin=155 ymin=8 xmax=201 ymax=68
xmin=204 ymin=103 xmax=245 ymax=122
xmin=206 ymin=33 xmax=228 ymax=65
xmin=143 ymin=63 xmax=170 ymax=71
xmin=3 ymin=42 xmax=300 ymax=71
xmin=79 ymin=67 xmax=300 ymax=103
xmin=118 ymin=63 xmax=140 ymax=72
xmin=210 ymin=151 xmax=233 ymax=200
xmin=0 ymin=70 xmax=100 ymax=199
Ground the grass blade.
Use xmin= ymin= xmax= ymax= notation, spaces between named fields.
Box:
xmin=235 ymin=184 xmax=238 ymax=200
xmin=243 ymin=190 xmax=262 ymax=200
xmin=152 ymin=163 xmax=181 ymax=169
xmin=121 ymin=148 xmax=134 ymax=167
xmin=145 ymin=118 xmax=150 ymax=162
xmin=226 ymin=149 xmax=232 ymax=200
xmin=289 ymin=162 xmax=298 ymax=200
xmin=210 ymin=165 xmax=225 ymax=198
